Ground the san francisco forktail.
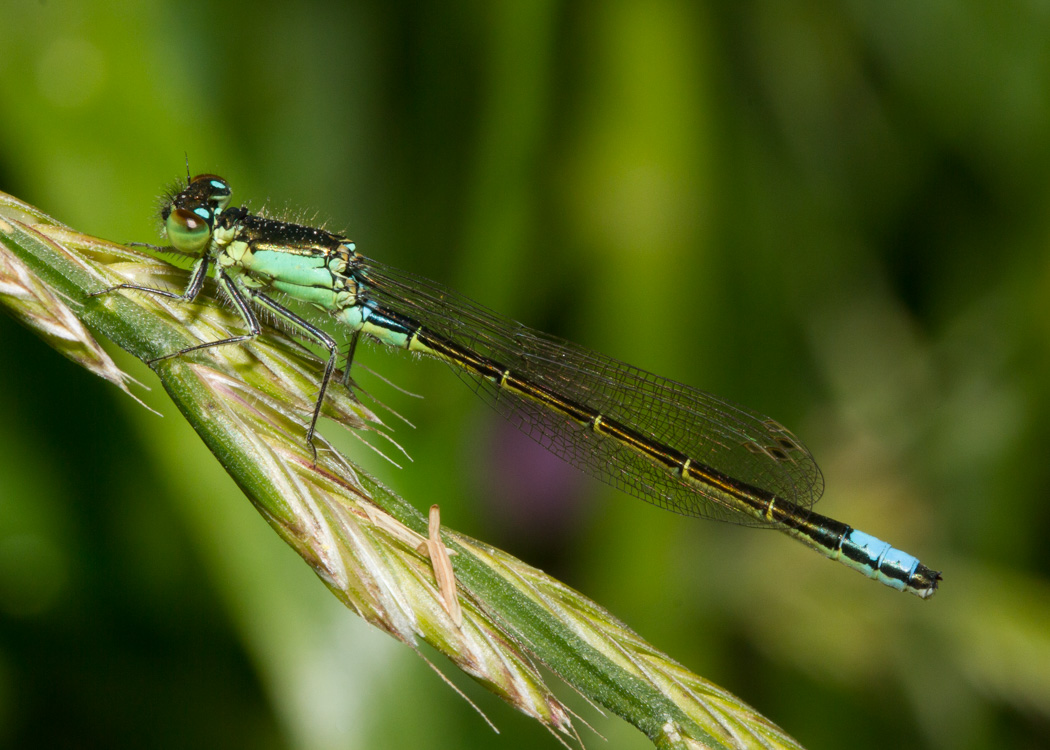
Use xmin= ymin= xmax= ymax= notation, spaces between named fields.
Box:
xmin=96 ymin=173 xmax=942 ymax=599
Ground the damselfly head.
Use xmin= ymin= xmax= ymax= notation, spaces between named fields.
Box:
xmin=160 ymin=174 xmax=232 ymax=254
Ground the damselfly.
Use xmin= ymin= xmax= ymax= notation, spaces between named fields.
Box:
xmin=96 ymin=173 xmax=941 ymax=599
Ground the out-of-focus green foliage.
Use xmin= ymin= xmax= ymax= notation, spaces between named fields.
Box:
xmin=0 ymin=2 xmax=1048 ymax=749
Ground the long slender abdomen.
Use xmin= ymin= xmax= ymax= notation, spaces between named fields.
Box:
xmin=335 ymin=301 xmax=941 ymax=598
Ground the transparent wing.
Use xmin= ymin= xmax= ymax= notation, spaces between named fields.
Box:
xmin=356 ymin=258 xmax=824 ymax=527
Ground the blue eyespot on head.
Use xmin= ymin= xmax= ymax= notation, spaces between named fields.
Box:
xmin=192 ymin=174 xmax=232 ymax=212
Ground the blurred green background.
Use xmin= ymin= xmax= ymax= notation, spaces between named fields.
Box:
xmin=1 ymin=2 xmax=1049 ymax=748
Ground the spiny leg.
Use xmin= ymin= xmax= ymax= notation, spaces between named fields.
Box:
xmin=88 ymin=257 xmax=260 ymax=362
xmin=340 ymin=331 xmax=362 ymax=387
xmin=146 ymin=268 xmax=262 ymax=364
xmin=88 ymin=255 xmax=211 ymax=304
xmin=247 ymin=290 xmax=340 ymax=463
xmin=92 ymin=255 xmax=338 ymax=460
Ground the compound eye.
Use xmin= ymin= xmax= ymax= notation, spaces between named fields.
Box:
xmin=165 ymin=207 xmax=212 ymax=253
